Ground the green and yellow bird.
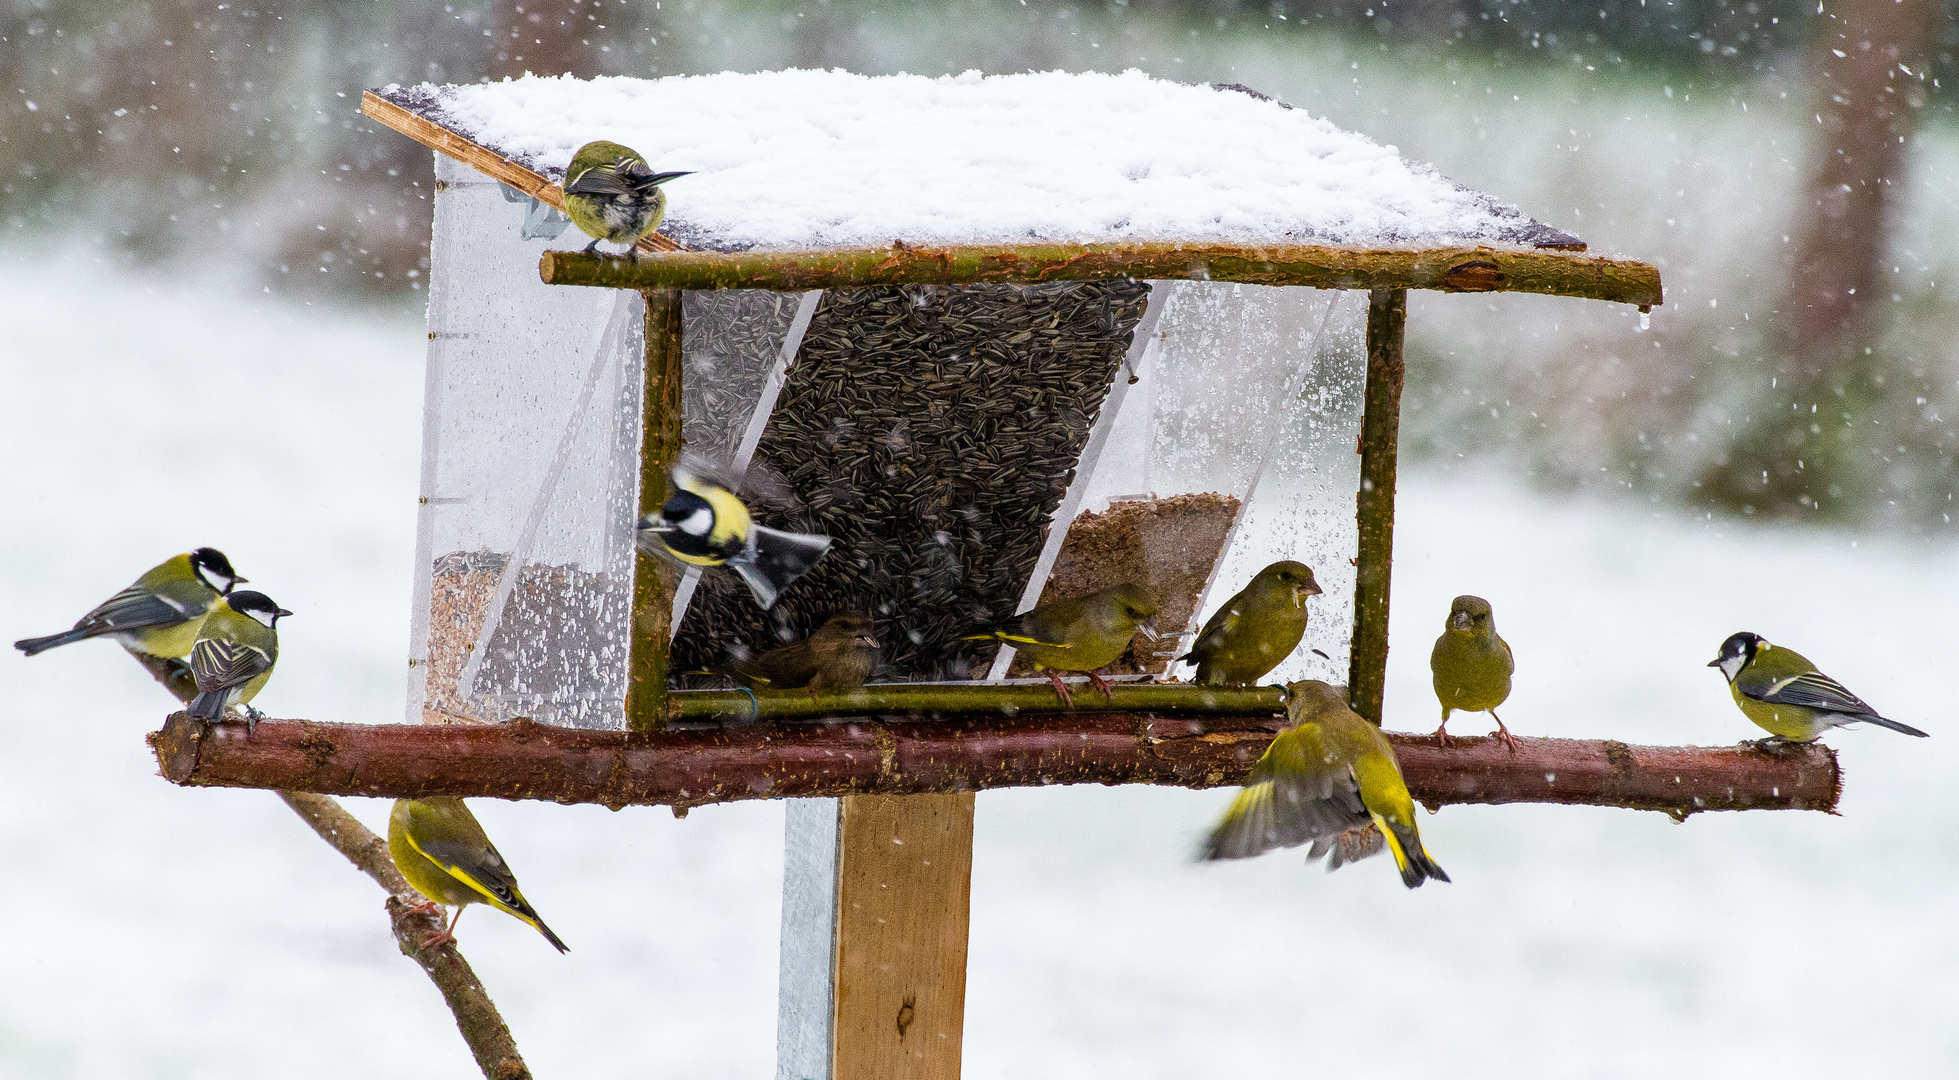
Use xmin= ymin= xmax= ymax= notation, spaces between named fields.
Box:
xmin=184 ymin=590 xmax=290 ymax=730
xmin=1179 ymin=561 xmax=1321 ymax=686
xmin=561 ymin=140 xmax=691 ymax=254
xmin=388 ymin=797 xmax=568 ymax=954
xmin=15 ymin=547 xmax=243 ymax=660
xmin=1709 ymin=631 xmax=1928 ymax=744
xmin=1203 ymin=680 xmax=1448 ymax=889
xmin=963 ymin=583 xmax=1160 ymax=706
xmin=636 ymin=462 xmax=833 ymax=610
xmin=1430 ymin=595 xmax=1517 ymax=751
xmin=728 ymin=612 xmax=880 ymax=692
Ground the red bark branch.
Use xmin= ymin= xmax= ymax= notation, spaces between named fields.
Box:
xmin=154 ymin=713 xmax=1838 ymax=819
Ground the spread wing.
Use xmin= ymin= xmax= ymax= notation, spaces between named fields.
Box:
xmin=1740 ymin=669 xmax=1876 ymax=716
xmin=190 ymin=635 xmax=272 ymax=693
xmin=79 ymin=585 xmax=201 ymax=634
xmin=1202 ymin=723 xmax=1371 ymax=860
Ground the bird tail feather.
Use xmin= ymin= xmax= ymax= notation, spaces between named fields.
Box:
xmin=730 ymin=526 xmax=832 ymax=609
xmin=1380 ymin=819 xmax=1450 ymax=889
xmin=185 ymin=690 xmax=225 ymax=721
xmin=1860 ymin=714 xmax=1930 ymax=738
xmin=14 ymin=629 xmax=92 ymax=656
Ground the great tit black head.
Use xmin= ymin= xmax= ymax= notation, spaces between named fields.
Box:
xmin=653 ymin=488 xmax=718 ymax=546
xmin=1709 ymin=631 xmax=1763 ymax=678
xmin=228 ymin=590 xmax=292 ymax=628
xmin=1447 ymin=595 xmax=1494 ymax=633
xmin=191 ymin=547 xmax=245 ymax=594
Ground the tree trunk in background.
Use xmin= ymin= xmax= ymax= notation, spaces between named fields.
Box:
xmin=491 ymin=0 xmax=602 ymax=80
xmin=1779 ymin=0 xmax=1937 ymax=378
xmin=1704 ymin=0 xmax=1938 ymax=519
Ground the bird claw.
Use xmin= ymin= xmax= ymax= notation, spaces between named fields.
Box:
xmin=418 ymin=928 xmax=458 ymax=950
xmin=1085 ymin=671 xmax=1117 ymax=704
xmin=1045 ymin=671 xmax=1075 ymax=709
xmin=1487 ymin=713 xmax=1521 ymax=754
xmin=403 ymin=900 xmax=442 ymax=918
xmin=1429 ymin=724 xmax=1455 ymax=748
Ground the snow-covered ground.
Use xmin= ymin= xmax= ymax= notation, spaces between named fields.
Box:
xmin=3 ymin=256 xmax=1954 ymax=1078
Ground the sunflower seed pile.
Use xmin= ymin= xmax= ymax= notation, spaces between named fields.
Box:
xmin=670 ymin=280 xmax=1151 ymax=683
xmin=681 ymin=290 xmax=803 ymax=461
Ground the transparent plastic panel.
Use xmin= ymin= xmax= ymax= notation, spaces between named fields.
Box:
xmin=1071 ymin=283 xmax=1367 ymax=684
xmin=408 ymin=155 xmax=643 ymax=729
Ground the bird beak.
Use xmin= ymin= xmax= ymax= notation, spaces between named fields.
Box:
xmin=1705 ymin=657 xmax=1722 ymax=667
xmin=1306 ymin=580 xmax=1323 ymax=596
xmin=277 ymin=608 xmax=294 ymax=617
xmin=1138 ymin=616 xmax=1161 ymax=642
xmin=637 ymin=515 xmax=674 ymax=534
xmin=650 ymin=170 xmax=693 ymax=185
xmin=1449 ymin=611 xmax=1472 ymax=631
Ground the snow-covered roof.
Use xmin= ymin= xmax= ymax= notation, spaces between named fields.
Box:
xmin=373 ymin=69 xmax=1583 ymax=254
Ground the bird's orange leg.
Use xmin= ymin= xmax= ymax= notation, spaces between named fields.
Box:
xmin=1084 ymin=670 xmax=1117 ymax=704
xmin=1043 ymin=669 xmax=1076 ymax=708
xmin=420 ymin=905 xmax=465 ymax=950
xmin=403 ymin=898 xmax=441 ymax=918
xmin=1429 ymin=713 xmax=1455 ymax=748
xmin=1487 ymin=709 xmax=1521 ymax=753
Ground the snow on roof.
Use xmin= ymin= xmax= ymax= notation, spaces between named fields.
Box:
xmin=376 ymin=69 xmax=1581 ymax=254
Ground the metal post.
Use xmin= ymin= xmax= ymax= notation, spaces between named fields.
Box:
xmin=1348 ymin=288 xmax=1406 ymax=725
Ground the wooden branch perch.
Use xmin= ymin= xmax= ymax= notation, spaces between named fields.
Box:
xmin=277 ymin=791 xmax=532 ymax=1080
xmin=154 ymin=713 xmax=1838 ymax=819
xmin=537 ymin=243 xmax=1663 ymax=306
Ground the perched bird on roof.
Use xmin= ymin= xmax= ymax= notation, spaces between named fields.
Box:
xmin=388 ymin=797 xmax=568 ymax=954
xmin=1708 ymin=632 xmax=1928 ymax=744
xmin=962 ymin=583 xmax=1160 ymax=707
xmin=183 ymin=590 xmax=289 ymax=730
xmin=1203 ymin=680 xmax=1448 ymax=889
xmin=561 ymin=140 xmax=691 ymax=254
xmin=637 ymin=462 xmax=833 ymax=610
xmin=1429 ymin=595 xmax=1518 ymax=751
xmin=1179 ymin=560 xmax=1321 ymax=686
xmin=727 ymin=612 xmax=880 ymax=692
xmin=15 ymin=548 xmax=243 ymax=661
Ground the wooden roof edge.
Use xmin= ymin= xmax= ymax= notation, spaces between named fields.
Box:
xmin=361 ymin=89 xmax=684 ymax=253
xmin=537 ymin=243 xmax=1664 ymax=307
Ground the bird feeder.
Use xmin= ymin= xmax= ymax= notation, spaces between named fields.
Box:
xmin=330 ymin=69 xmax=1681 ymax=1078
xmin=365 ymin=71 xmax=1660 ymax=739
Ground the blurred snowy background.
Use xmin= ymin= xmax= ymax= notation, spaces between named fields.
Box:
xmin=6 ymin=1 xmax=1959 ymax=1077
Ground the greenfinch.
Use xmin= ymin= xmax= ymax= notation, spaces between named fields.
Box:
xmin=1709 ymin=632 xmax=1928 ymax=743
xmin=561 ymin=140 xmax=690 ymax=254
xmin=636 ymin=462 xmax=833 ymax=610
xmin=1429 ymin=595 xmax=1517 ymax=750
xmin=728 ymin=612 xmax=880 ymax=691
xmin=15 ymin=548 xmax=243 ymax=660
xmin=388 ymin=797 xmax=568 ymax=953
xmin=1203 ymin=680 xmax=1448 ymax=888
xmin=184 ymin=590 xmax=290 ymax=730
xmin=963 ymin=583 xmax=1160 ymax=706
xmin=1178 ymin=560 xmax=1321 ymax=686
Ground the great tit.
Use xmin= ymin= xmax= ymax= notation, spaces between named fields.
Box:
xmin=962 ymin=583 xmax=1160 ymax=706
xmin=1179 ymin=560 xmax=1321 ymax=686
xmin=636 ymin=463 xmax=833 ymax=610
xmin=388 ymin=797 xmax=568 ymax=954
xmin=561 ymin=140 xmax=690 ymax=254
xmin=1708 ymin=631 xmax=1928 ymax=743
xmin=184 ymin=590 xmax=289 ymax=729
xmin=727 ymin=612 xmax=880 ymax=692
xmin=1203 ymin=680 xmax=1449 ymax=889
xmin=15 ymin=548 xmax=243 ymax=660
xmin=1429 ymin=595 xmax=1517 ymax=750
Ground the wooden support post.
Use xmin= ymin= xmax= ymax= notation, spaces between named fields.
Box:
xmin=1349 ymin=287 xmax=1407 ymax=724
xmin=832 ymin=793 xmax=975 ymax=1080
xmin=627 ymin=287 xmax=684 ymax=732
